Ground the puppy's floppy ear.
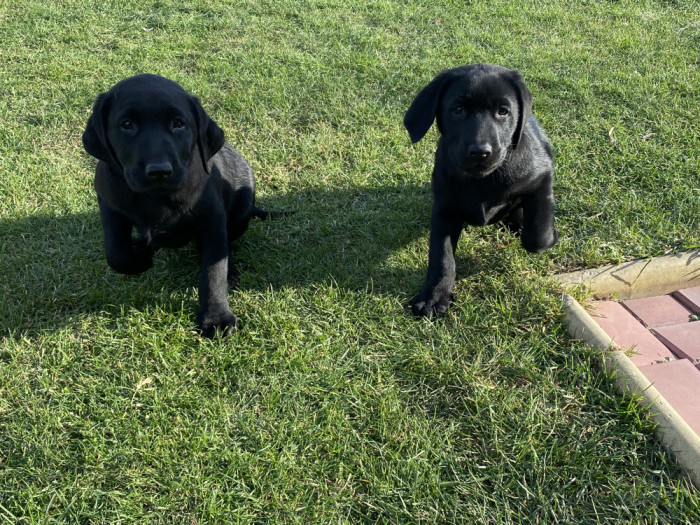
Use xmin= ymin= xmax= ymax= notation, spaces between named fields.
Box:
xmin=82 ymin=92 xmax=121 ymax=167
xmin=404 ymin=70 xmax=454 ymax=143
xmin=189 ymin=96 xmax=225 ymax=174
xmin=508 ymin=69 xmax=533 ymax=150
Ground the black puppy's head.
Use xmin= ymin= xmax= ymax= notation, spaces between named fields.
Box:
xmin=82 ymin=74 xmax=225 ymax=193
xmin=404 ymin=64 xmax=533 ymax=176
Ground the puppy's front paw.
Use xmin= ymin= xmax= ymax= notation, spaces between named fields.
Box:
xmin=411 ymin=287 xmax=455 ymax=318
xmin=132 ymin=237 xmax=155 ymax=257
xmin=197 ymin=309 xmax=239 ymax=338
xmin=126 ymin=238 xmax=155 ymax=273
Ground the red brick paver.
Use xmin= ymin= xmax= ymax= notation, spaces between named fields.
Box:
xmin=674 ymin=286 xmax=700 ymax=315
xmin=588 ymin=300 xmax=676 ymax=366
xmin=589 ymin=288 xmax=700 ymax=437
xmin=654 ymin=322 xmax=700 ymax=366
xmin=639 ymin=358 xmax=700 ymax=436
xmin=622 ymin=295 xmax=693 ymax=328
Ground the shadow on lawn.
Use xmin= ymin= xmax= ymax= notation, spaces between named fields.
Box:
xmin=0 ymin=179 xmax=516 ymax=335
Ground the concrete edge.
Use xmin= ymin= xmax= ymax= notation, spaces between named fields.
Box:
xmin=562 ymin=293 xmax=700 ymax=487
xmin=557 ymin=249 xmax=700 ymax=300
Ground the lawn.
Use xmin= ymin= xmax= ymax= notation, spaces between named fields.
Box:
xmin=1 ymin=0 xmax=699 ymax=522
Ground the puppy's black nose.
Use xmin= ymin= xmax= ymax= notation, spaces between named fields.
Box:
xmin=145 ymin=162 xmax=173 ymax=179
xmin=467 ymin=144 xmax=492 ymax=159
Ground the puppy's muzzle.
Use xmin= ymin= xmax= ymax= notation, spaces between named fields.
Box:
xmin=467 ymin=143 xmax=492 ymax=160
xmin=145 ymin=162 xmax=174 ymax=180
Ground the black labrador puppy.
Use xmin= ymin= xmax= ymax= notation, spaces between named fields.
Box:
xmin=404 ymin=64 xmax=558 ymax=318
xmin=83 ymin=74 xmax=267 ymax=337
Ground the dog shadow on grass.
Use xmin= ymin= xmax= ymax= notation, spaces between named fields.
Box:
xmin=0 ymin=179 xmax=519 ymax=336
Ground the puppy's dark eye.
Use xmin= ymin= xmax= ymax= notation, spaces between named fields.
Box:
xmin=172 ymin=119 xmax=185 ymax=129
xmin=453 ymin=106 xmax=465 ymax=116
xmin=497 ymin=107 xmax=510 ymax=116
xmin=120 ymin=120 xmax=134 ymax=130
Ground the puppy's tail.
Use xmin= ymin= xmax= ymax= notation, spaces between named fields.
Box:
xmin=252 ymin=207 xmax=294 ymax=220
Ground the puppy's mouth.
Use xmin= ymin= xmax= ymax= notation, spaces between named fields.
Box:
xmin=460 ymin=150 xmax=507 ymax=176
xmin=124 ymin=165 xmax=188 ymax=193
xmin=461 ymin=159 xmax=501 ymax=177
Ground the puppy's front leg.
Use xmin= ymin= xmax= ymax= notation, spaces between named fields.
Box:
xmin=520 ymin=174 xmax=559 ymax=253
xmin=412 ymin=207 xmax=463 ymax=318
xmin=196 ymin=217 xmax=239 ymax=338
xmin=98 ymin=198 xmax=153 ymax=275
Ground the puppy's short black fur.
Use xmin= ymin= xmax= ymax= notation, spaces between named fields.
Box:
xmin=404 ymin=64 xmax=558 ymax=318
xmin=83 ymin=74 xmax=267 ymax=337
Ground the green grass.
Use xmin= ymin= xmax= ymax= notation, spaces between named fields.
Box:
xmin=1 ymin=0 xmax=699 ymax=522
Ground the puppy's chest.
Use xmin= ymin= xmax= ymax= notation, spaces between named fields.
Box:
xmin=446 ymin=187 xmax=519 ymax=226
xmin=131 ymin=201 xmax=200 ymax=248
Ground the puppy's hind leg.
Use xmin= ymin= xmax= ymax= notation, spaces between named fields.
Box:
xmin=520 ymin=176 xmax=559 ymax=253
